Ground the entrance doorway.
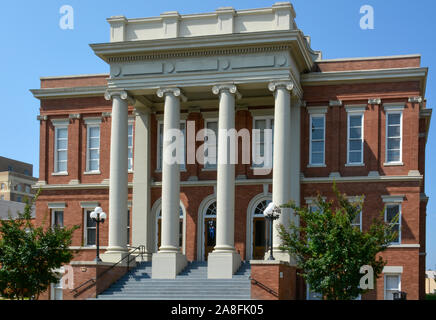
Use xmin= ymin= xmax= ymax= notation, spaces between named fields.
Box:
xmin=203 ymin=201 xmax=217 ymax=260
xmin=156 ymin=206 xmax=184 ymax=252
xmin=251 ymin=199 xmax=271 ymax=260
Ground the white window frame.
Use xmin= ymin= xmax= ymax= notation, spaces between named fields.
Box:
xmin=52 ymin=119 xmax=69 ymax=174
xmin=345 ymin=106 xmax=365 ymax=166
xmin=128 ymin=118 xmax=134 ymax=172
xmin=384 ymin=203 xmax=402 ymax=245
xmin=51 ymin=209 xmax=64 ymax=228
xmin=252 ymin=115 xmax=274 ymax=169
xmin=50 ymin=267 xmax=65 ymax=300
xmin=384 ymin=273 xmax=401 ymax=300
xmin=84 ymin=208 xmax=96 ymax=247
xmin=347 ymin=196 xmax=364 ymax=231
xmin=384 ymin=105 xmax=404 ymax=166
xmin=307 ymin=107 xmax=327 ymax=167
xmin=156 ymin=119 xmax=186 ymax=171
xmin=203 ymin=118 xmax=219 ymax=170
xmin=84 ymin=118 xmax=101 ymax=174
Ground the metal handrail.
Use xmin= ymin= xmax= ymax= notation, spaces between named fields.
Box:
xmin=70 ymin=245 xmax=146 ymax=296
xmin=249 ymin=276 xmax=279 ymax=298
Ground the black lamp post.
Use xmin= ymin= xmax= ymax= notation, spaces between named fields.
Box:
xmin=263 ymin=202 xmax=281 ymax=260
xmin=90 ymin=206 xmax=107 ymax=262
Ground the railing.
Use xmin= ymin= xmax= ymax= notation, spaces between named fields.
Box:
xmin=249 ymin=276 xmax=279 ymax=298
xmin=70 ymin=245 xmax=146 ymax=297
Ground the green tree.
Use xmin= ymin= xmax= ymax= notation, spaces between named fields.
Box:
xmin=0 ymin=191 xmax=78 ymax=300
xmin=278 ymin=184 xmax=398 ymax=300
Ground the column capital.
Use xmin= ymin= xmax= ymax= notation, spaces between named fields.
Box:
xmin=104 ymin=89 xmax=136 ymax=105
xmin=157 ymin=87 xmax=187 ymax=102
xmin=212 ymin=84 xmax=242 ymax=99
xmin=268 ymin=81 xmax=294 ymax=93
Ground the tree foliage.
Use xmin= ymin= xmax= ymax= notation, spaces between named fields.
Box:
xmin=0 ymin=191 xmax=78 ymax=300
xmin=278 ymin=184 xmax=398 ymax=300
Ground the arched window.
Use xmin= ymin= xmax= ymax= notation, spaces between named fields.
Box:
xmin=204 ymin=201 xmax=217 ymax=259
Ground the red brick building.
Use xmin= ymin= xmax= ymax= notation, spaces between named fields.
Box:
xmin=31 ymin=3 xmax=430 ymax=300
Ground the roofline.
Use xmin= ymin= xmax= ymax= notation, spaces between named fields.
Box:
xmin=316 ymin=54 xmax=421 ymax=63
xmin=39 ymin=73 xmax=109 ymax=80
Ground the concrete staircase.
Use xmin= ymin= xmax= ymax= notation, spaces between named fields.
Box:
xmin=94 ymin=261 xmax=251 ymax=300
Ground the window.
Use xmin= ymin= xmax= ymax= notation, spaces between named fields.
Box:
xmin=128 ymin=121 xmax=134 ymax=171
xmin=52 ymin=210 xmax=64 ymax=228
xmin=16 ymin=184 xmax=22 ymax=192
xmin=252 ymin=117 xmax=274 ymax=168
xmin=347 ymin=113 xmax=364 ymax=165
xmin=85 ymin=120 xmax=101 ymax=173
xmin=384 ymin=274 xmax=401 ymax=300
xmin=24 ymin=169 xmax=29 ymax=176
xmin=7 ymin=165 xmax=13 ymax=172
xmin=0 ymin=195 xmax=4 ymax=201
xmin=309 ymin=114 xmax=325 ymax=166
xmin=157 ymin=121 xmax=186 ymax=171
xmin=50 ymin=277 xmax=63 ymax=300
xmin=385 ymin=110 xmax=403 ymax=164
xmin=84 ymin=209 xmax=96 ymax=246
xmin=385 ymin=203 xmax=401 ymax=244
xmin=16 ymin=196 xmax=22 ymax=203
xmin=307 ymin=284 xmax=323 ymax=300
xmin=1 ymin=183 xmax=4 ymax=190
xmin=351 ymin=206 xmax=362 ymax=230
xmin=25 ymin=185 xmax=30 ymax=193
xmin=204 ymin=119 xmax=218 ymax=169
xmin=54 ymin=123 xmax=68 ymax=173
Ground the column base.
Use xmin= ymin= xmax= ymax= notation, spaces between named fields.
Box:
xmin=207 ymin=250 xmax=241 ymax=279
xmin=100 ymin=249 xmax=132 ymax=266
xmin=152 ymin=251 xmax=187 ymax=279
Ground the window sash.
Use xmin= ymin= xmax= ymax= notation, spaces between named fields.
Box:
xmin=384 ymin=275 xmax=401 ymax=300
xmin=128 ymin=122 xmax=134 ymax=171
xmin=84 ymin=209 xmax=96 ymax=246
xmin=347 ymin=114 xmax=364 ymax=164
xmin=86 ymin=125 xmax=100 ymax=172
xmin=385 ymin=204 xmax=401 ymax=244
xmin=386 ymin=112 xmax=402 ymax=163
xmin=309 ymin=115 xmax=325 ymax=165
xmin=55 ymin=127 xmax=68 ymax=173
xmin=53 ymin=210 xmax=64 ymax=228
xmin=252 ymin=116 xmax=274 ymax=168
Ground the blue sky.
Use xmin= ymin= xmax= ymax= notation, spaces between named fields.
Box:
xmin=0 ymin=0 xmax=435 ymax=269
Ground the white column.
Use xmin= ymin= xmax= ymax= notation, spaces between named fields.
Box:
xmin=268 ymin=81 xmax=294 ymax=263
xmin=208 ymin=84 xmax=241 ymax=279
xmin=131 ymin=106 xmax=153 ymax=260
xmin=152 ymin=87 xmax=187 ymax=279
xmin=102 ymin=89 xmax=134 ymax=263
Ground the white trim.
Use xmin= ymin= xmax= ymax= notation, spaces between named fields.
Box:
xmin=346 ymin=111 xmax=364 ymax=165
xmin=80 ymin=201 xmax=100 ymax=208
xmin=85 ymin=123 xmax=101 ymax=173
xmin=384 ymin=202 xmax=402 ymax=245
xmin=306 ymin=106 xmax=328 ymax=114
xmin=48 ymin=202 xmax=66 ymax=209
xmin=383 ymin=103 xmax=406 ymax=111
xmin=388 ymin=244 xmax=420 ymax=248
xmin=385 ymin=110 xmax=403 ymax=164
xmin=83 ymin=208 xmax=96 ymax=247
xmin=383 ymin=266 xmax=404 ymax=273
xmin=317 ymin=54 xmax=421 ymax=63
xmin=83 ymin=118 xmax=102 ymax=125
xmin=309 ymin=113 xmax=325 ymax=166
xmin=345 ymin=105 xmax=367 ymax=113
xmin=382 ymin=195 xmax=405 ymax=203
xmin=384 ymin=273 xmax=401 ymax=300
xmin=53 ymin=124 xmax=69 ymax=174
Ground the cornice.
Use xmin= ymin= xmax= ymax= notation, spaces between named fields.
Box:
xmin=301 ymin=67 xmax=428 ymax=86
xmin=30 ymin=85 xmax=107 ymax=100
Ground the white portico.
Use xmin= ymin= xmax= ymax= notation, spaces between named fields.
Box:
xmin=92 ymin=2 xmax=320 ymax=279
